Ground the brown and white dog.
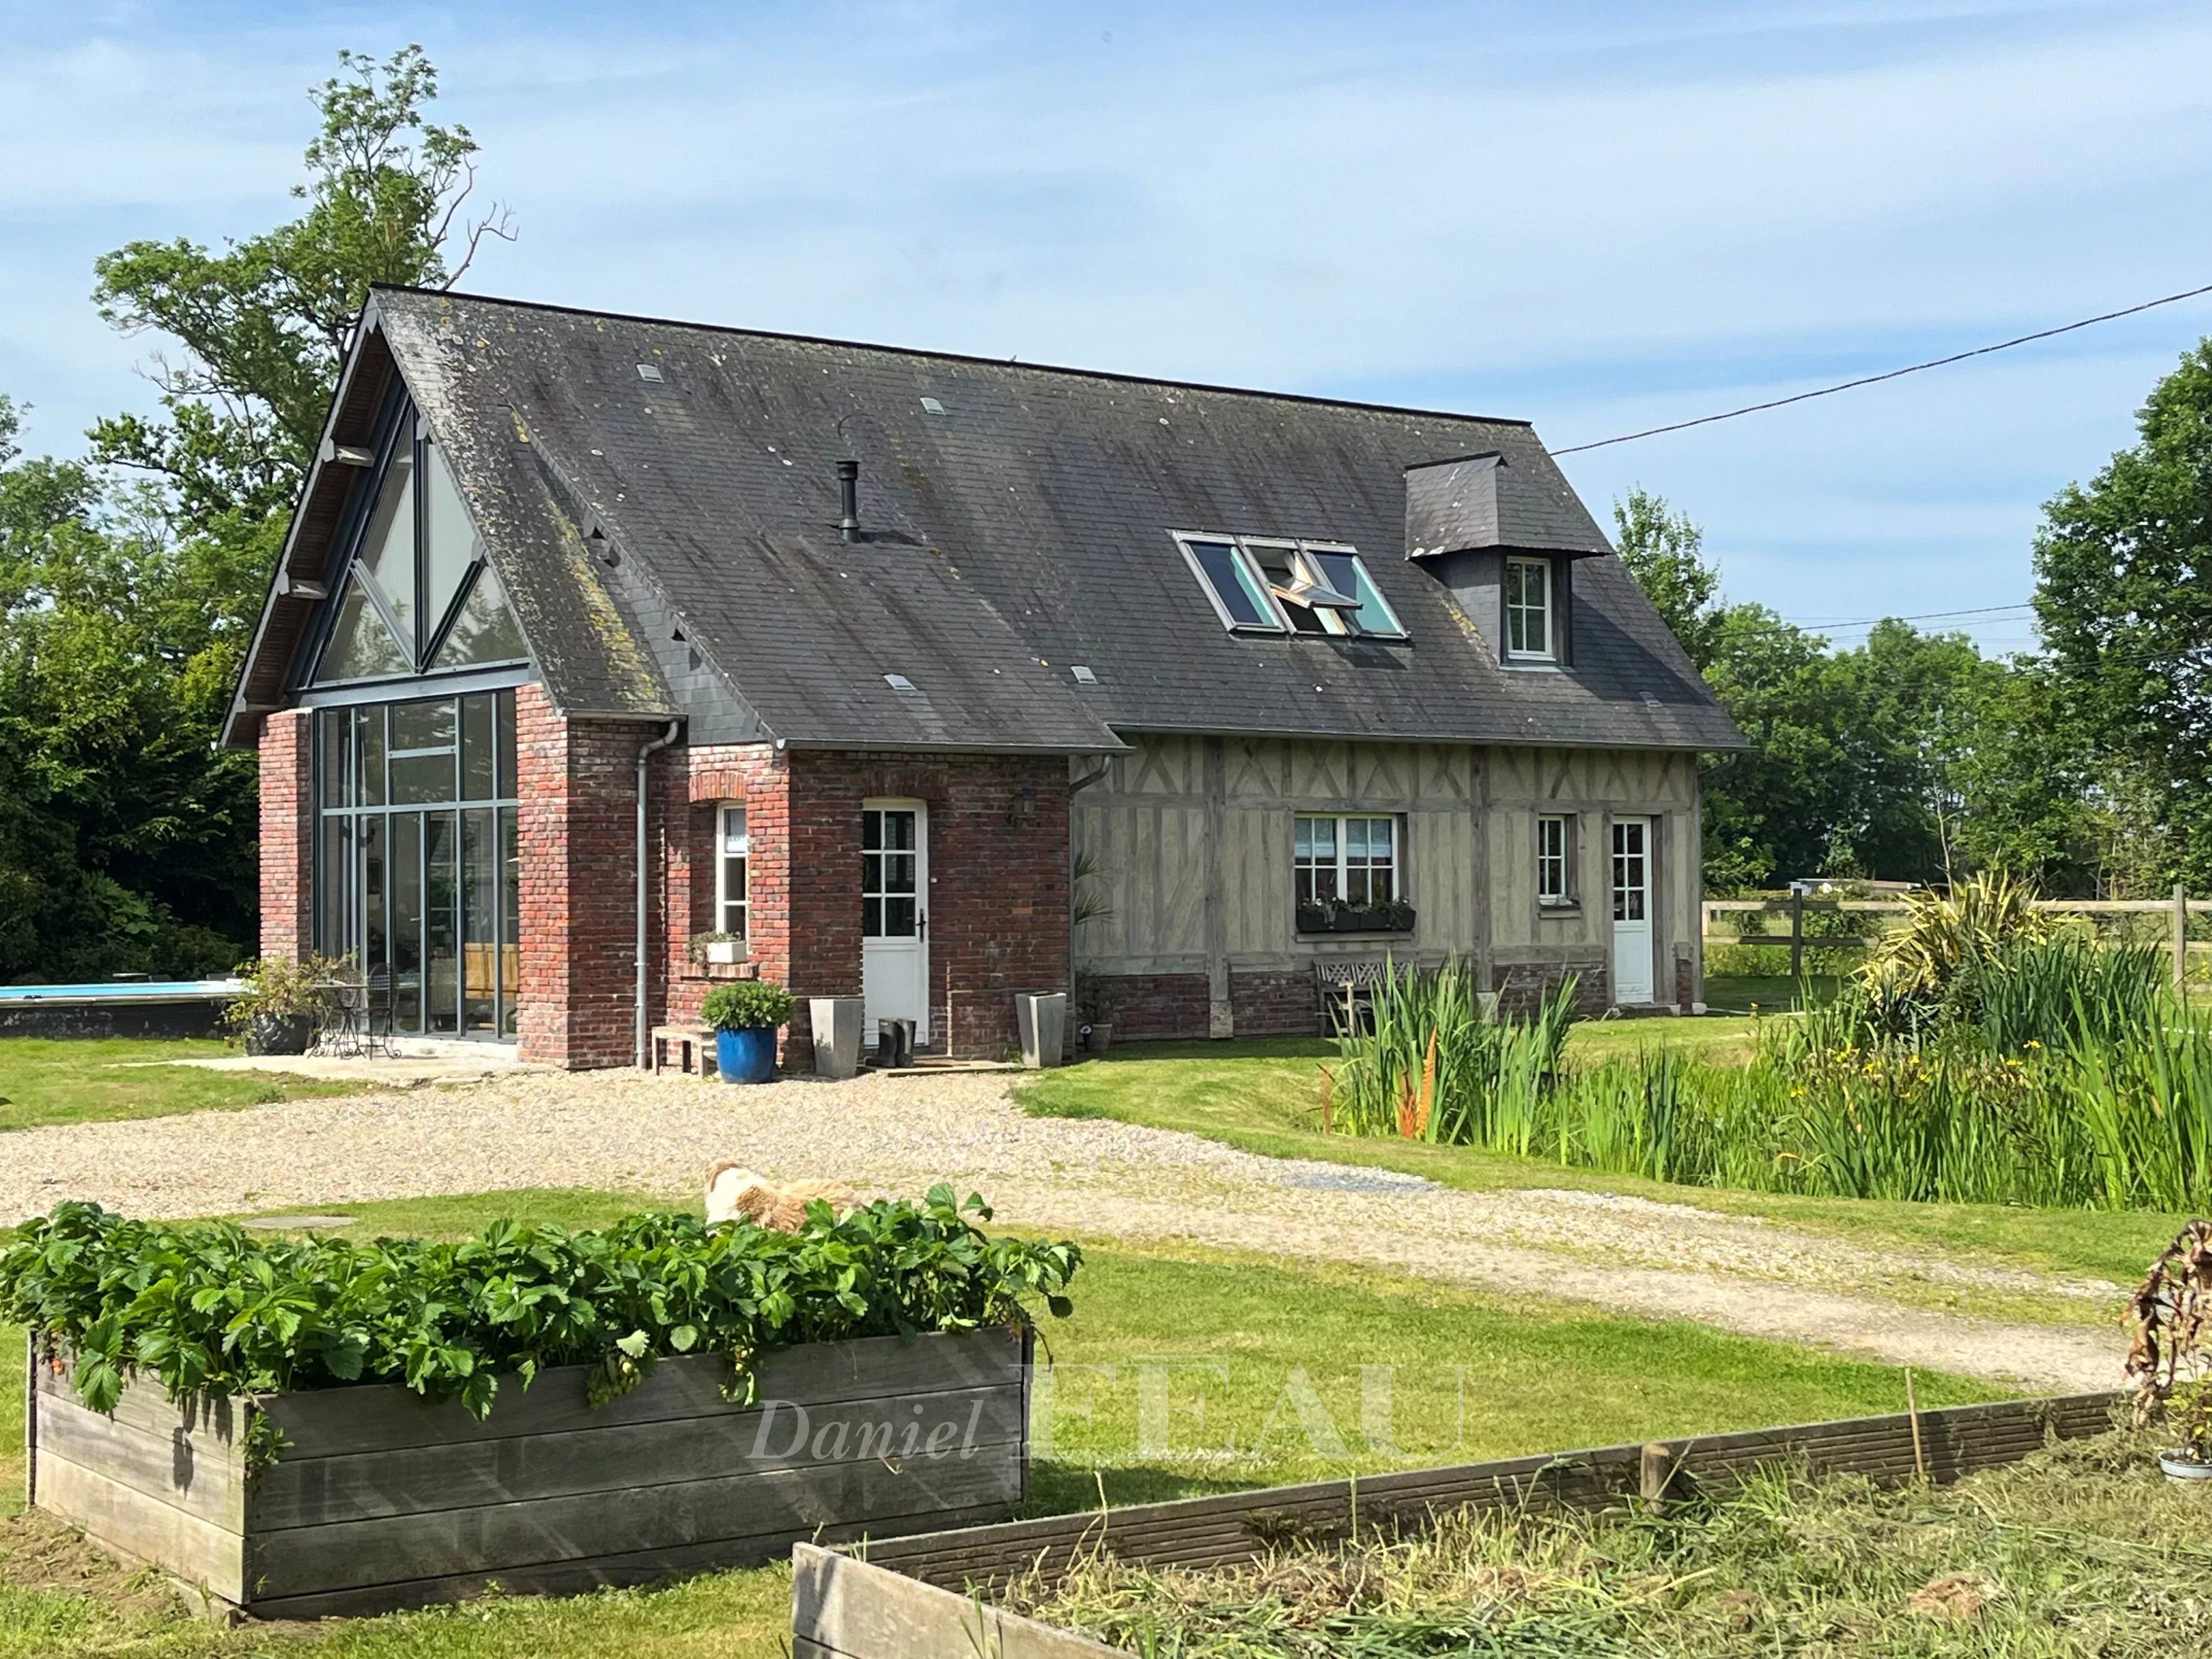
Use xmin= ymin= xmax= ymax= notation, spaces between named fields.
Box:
xmin=703 ymin=1162 xmax=861 ymax=1231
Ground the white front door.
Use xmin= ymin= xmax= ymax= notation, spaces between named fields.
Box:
xmin=1611 ymin=817 xmax=1654 ymax=1004
xmin=861 ymin=801 xmax=929 ymax=1044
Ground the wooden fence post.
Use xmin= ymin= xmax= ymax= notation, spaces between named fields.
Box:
xmin=1790 ymin=888 xmax=1805 ymax=981
xmin=2177 ymin=881 xmax=2191 ymax=992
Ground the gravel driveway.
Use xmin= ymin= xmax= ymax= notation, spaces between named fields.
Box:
xmin=1 ymin=1069 xmax=2126 ymax=1393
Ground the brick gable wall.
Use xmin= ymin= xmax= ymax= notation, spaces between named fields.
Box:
xmin=514 ymin=686 xmax=674 ymax=1069
xmin=257 ymin=710 xmax=315 ymax=961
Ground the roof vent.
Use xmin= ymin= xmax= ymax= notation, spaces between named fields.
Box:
xmin=884 ymin=673 xmax=916 ymax=692
xmin=920 ymin=396 xmax=946 ymax=416
xmin=838 ymin=459 xmax=862 ymax=543
xmin=636 ymin=363 xmax=664 ymax=383
xmin=1070 ymin=665 xmax=1098 ymax=685
xmin=1641 ymin=691 xmax=1664 ymax=710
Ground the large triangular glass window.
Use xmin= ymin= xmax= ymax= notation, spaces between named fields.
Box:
xmin=317 ymin=572 xmax=412 ymax=682
xmin=432 ymin=560 xmax=528 ymax=669
xmin=423 ymin=440 xmax=480 ymax=644
xmin=353 ymin=447 xmax=416 ymax=644
xmin=308 ymin=401 xmax=530 ymax=685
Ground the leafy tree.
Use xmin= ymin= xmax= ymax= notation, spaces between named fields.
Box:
xmin=90 ymin=44 xmax=509 ymax=542
xmin=1614 ymin=487 xmax=1724 ymax=670
xmin=0 ymin=46 xmax=508 ymax=980
xmin=2031 ymin=340 xmax=2212 ymax=891
xmin=1616 ymin=489 xmax=2008 ymax=892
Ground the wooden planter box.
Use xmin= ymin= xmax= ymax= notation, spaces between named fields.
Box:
xmin=26 ymin=1326 xmax=1029 ymax=1621
xmin=792 ymin=1390 xmax=2122 ymax=1658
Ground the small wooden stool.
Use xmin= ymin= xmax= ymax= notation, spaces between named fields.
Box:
xmin=651 ymin=1024 xmax=716 ymax=1077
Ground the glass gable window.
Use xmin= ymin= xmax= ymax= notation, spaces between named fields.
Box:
xmin=1505 ymin=556 xmax=1553 ymax=660
xmin=1296 ymin=814 xmax=1398 ymax=906
xmin=315 ymin=690 xmax=522 ymax=1040
xmin=1176 ymin=532 xmax=1407 ymax=640
xmin=312 ymin=402 xmax=529 ymax=685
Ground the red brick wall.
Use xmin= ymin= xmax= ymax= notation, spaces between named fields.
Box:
xmin=1493 ymin=957 xmax=1610 ymax=1016
xmin=515 ymin=686 xmax=673 ymax=1069
xmin=1076 ymin=972 xmax=1211 ymax=1041
xmin=1230 ymin=969 xmax=1316 ymax=1037
xmin=676 ymin=747 xmax=1070 ymax=1063
xmin=257 ymin=710 xmax=314 ymax=961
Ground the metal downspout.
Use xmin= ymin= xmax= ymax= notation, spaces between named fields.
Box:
xmin=637 ymin=719 xmax=682 ymax=1069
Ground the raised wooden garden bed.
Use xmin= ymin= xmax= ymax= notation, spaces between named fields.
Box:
xmin=791 ymin=1390 xmax=2120 ymax=1658
xmin=28 ymin=1325 xmax=1030 ymax=1620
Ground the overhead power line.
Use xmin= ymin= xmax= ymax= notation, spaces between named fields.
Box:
xmin=1787 ymin=602 xmax=2035 ymax=628
xmin=1554 ymin=279 xmax=2212 ymax=455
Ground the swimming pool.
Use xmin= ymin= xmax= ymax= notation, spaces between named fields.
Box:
xmin=0 ymin=980 xmax=244 ymax=1003
xmin=0 ymin=979 xmax=244 ymax=1039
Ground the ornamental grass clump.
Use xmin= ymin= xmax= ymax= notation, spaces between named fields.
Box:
xmin=0 ymin=1189 xmax=1078 ymax=1425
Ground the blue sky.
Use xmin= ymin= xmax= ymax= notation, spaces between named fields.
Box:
xmin=6 ymin=1 xmax=2211 ymax=650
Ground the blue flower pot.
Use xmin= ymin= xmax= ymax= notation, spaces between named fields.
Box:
xmin=716 ymin=1026 xmax=778 ymax=1084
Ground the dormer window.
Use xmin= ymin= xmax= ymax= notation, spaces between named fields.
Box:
xmin=1175 ymin=532 xmax=1407 ymax=640
xmin=1505 ymin=555 xmax=1554 ymax=662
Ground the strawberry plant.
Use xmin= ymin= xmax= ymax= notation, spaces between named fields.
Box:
xmin=1 ymin=1188 xmax=1078 ymax=1429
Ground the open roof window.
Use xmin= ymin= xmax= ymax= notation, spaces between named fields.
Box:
xmin=1174 ymin=533 xmax=1406 ymax=640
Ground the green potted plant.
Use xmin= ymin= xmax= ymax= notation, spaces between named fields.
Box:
xmin=2125 ymin=1220 xmax=2212 ymax=1481
xmin=2161 ymin=1382 xmax=2212 ymax=1482
xmin=700 ymin=980 xmax=797 ymax=1084
xmin=220 ymin=955 xmax=347 ymax=1056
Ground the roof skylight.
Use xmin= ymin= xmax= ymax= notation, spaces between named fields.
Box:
xmin=1173 ymin=533 xmax=1407 ymax=641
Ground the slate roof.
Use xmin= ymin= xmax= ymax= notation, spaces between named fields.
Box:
xmin=228 ymin=287 xmax=1744 ymax=755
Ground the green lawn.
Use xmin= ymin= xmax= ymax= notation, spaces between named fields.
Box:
xmin=1018 ymin=1034 xmax=2194 ymax=1299
xmin=0 ymin=1038 xmax=346 ymax=1132
xmin=1 ymin=1186 xmax=2005 ymax=1657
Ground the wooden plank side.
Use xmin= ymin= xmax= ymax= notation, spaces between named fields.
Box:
xmin=34 ymin=1448 xmax=247 ymax=1604
xmin=32 ymin=1392 xmax=245 ymax=1530
xmin=253 ymin=1383 xmax=1024 ymax=1528
xmin=862 ymin=1394 xmax=2121 ymax=1589
xmin=36 ymin=1362 xmax=247 ymax=1452
xmin=792 ymin=1545 xmax=1131 ymax=1659
xmin=264 ymin=1326 xmax=1026 ymax=1458
xmin=244 ymin=1500 xmax=1020 ymax=1621
xmin=246 ymin=1441 xmax=1024 ymax=1600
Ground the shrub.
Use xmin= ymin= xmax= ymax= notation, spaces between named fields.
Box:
xmin=217 ymin=953 xmax=351 ymax=1035
xmin=700 ymin=979 xmax=796 ymax=1030
xmin=0 ymin=1190 xmax=1079 ymax=1425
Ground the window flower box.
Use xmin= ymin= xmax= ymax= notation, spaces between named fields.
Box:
xmin=27 ymin=1326 xmax=1031 ymax=1620
xmin=1297 ymin=900 xmax=1416 ymax=936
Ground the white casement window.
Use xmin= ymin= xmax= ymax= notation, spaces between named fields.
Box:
xmin=1505 ymin=556 xmax=1553 ymax=660
xmin=1537 ymin=813 xmax=1574 ymax=906
xmin=717 ymin=805 xmax=750 ymax=939
xmin=1295 ymin=815 xmax=1398 ymax=906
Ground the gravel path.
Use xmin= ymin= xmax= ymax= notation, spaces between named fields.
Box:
xmin=1 ymin=1070 xmax=2126 ymax=1393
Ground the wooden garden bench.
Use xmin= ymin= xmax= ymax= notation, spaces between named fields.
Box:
xmin=651 ymin=1024 xmax=716 ymax=1077
xmin=1314 ymin=960 xmax=1395 ymax=1035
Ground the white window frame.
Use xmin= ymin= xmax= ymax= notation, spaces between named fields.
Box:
xmin=717 ymin=804 xmax=750 ymax=941
xmin=1294 ymin=814 xmax=1400 ymax=908
xmin=1537 ymin=813 xmax=1575 ymax=908
xmin=1505 ymin=555 xmax=1554 ymax=662
xmin=1174 ymin=532 xmax=1408 ymax=640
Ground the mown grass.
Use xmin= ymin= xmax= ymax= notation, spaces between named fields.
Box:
xmin=0 ymin=1187 xmax=2006 ymax=1658
xmin=1017 ymin=1037 xmax=2194 ymax=1303
xmin=0 ymin=1039 xmax=346 ymax=1132
xmin=1020 ymin=1428 xmax=2202 ymax=1657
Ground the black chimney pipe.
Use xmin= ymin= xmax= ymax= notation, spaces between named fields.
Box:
xmin=837 ymin=459 xmax=861 ymax=542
